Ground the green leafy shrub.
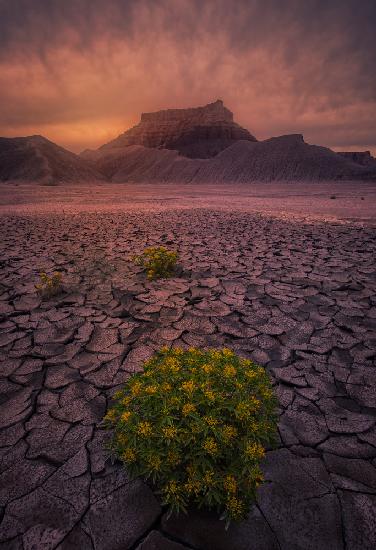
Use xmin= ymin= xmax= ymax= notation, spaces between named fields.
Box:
xmin=104 ymin=347 xmax=277 ymax=525
xmin=133 ymin=246 xmax=178 ymax=280
xmin=35 ymin=271 xmax=63 ymax=298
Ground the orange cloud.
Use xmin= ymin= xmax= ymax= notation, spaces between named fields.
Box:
xmin=0 ymin=0 xmax=375 ymax=155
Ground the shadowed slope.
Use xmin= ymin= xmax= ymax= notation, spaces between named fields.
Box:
xmin=0 ymin=136 xmax=104 ymax=184
xmin=89 ymin=134 xmax=376 ymax=183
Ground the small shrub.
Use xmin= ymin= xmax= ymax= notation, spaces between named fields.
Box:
xmin=35 ymin=271 xmax=63 ymax=298
xmin=104 ymin=347 xmax=277 ymax=526
xmin=133 ymin=246 xmax=178 ymax=280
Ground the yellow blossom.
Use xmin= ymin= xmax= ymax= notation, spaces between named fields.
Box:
xmin=236 ymin=401 xmax=250 ymax=420
xmin=122 ymin=448 xmax=136 ymax=463
xmin=137 ymin=421 xmax=152 ymax=437
xmin=131 ymin=381 xmax=143 ymax=396
xmin=145 ymin=385 xmax=158 ymax=394
xmin=203 ymin=437 xmax=218 ymax=456
xmin=204 ymin=389 xmax=215 ymax=401
xmin=163 ymin=480 xmax=179 ymax=496
xmin=182 ymin=403 xmax=196 ymax=416
xmin=184 ymin=478 xmax=201 ymax=496
xmin=103 ymin=409 xmax=117 ymax=422
xmin=204 ymin=416 xmax=218 ymax=427
xmin=223 ymin=474 xmax=237 ymax=494
xmin=162 ymin=426 xmax=178 ymax=439
xmin=222 ymin=348 xmax=234 ymax=358
xmin=223 ymin=364 xmax=237 ymax=377
xmin=244 ymin=441 xmax=265 ymax=461
xmin=147 ymin=455 xmax=162 ymax=471
xmin=161 ymin=382 xmax=172 ymax=392
xmin=222 ymin=425 xmax=238 ymax=442
xmin=167 ymin=450 xmax=180 ymax=466
xmin=203 ymin=470 xmax=215 ymax=486
xmin=181 ymin=380 xmax=195 ymax=394
xmin=165 ymin=357 xmax=181 ymax=373
xmin=226 ymin=496 xmax=245 ymax=519
xmin=249 ymin=396 xmax=261 ymax=412
xmin=202 ymin=363 xmax=213 ymax=374
xmin=121 ymin=411 xmax=132 ymax=422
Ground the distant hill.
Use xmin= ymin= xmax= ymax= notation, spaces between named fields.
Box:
xmin=82 ymin=100 xmax=257 ymax=160
xmin=84 ymin=133 xmax=376 ymax=183
xmin=2 ymin=101 xmax=376 ymax=184
xmin=0 ymin=135 xmax=104 ymax=184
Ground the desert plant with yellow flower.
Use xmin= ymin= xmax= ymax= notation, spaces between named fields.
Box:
xmin=103 ymin=347 xmax=277 ymax=526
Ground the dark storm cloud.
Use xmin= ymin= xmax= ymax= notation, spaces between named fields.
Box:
xmin=0 ymin=0 xmax=375 ymax=153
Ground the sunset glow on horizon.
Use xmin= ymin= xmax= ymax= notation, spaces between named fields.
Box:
xmin=1 ymin=0 xmax=375 ymax=155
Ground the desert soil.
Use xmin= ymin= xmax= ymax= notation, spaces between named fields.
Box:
xmin=0 ymin=181 xmax=376 ymax=549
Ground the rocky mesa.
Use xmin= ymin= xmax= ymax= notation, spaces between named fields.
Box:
xmin=82 ymin=99 xmax=257 ymax=160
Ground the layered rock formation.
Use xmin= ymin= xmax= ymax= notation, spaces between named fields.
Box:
xmin=83 ymin=100 xmax=257 ymax=160
xmin=0 ymin=136 xmax=104 ymax=184
xmin=86 ymin=134 xmax=376 ymax=183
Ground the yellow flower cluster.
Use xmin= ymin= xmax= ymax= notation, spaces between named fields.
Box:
xmin=145 ymin=385 xmax=158 ymax=394
xmin=249 ymin=396 xmax=260 ymax=412
xmin=244 ymin=442 xmax=265 ymax=461
xmin=222 ymin=425 xmax=238 ymax=442
xmin=226 ymin=496 xmax=245 ymax=518
xmin=121 ymin=411 xmax=132 ymax=422
xmin=122 ymin=448 xmax=136 ymax=463
xmin=104 ymin=409 xmax=117 ymax=422
xmin=105 ymin=346 xmax=277 ymax=525
xmin=163 ymin=479 xmax=179 ymax=496
xmin=162 ymin=426 xmax=178 ymax=439
xmin=204 ymin=416 xmax=219 ymax=427
xmin=137 ymin=421 xmax=152 ymax=437
xmin=203 ymin=389 xmax=215 ymax=401
xmin=35 ymin=271 xmax=63 ymax=298
xmin=167 ymin=450 xmax=180 ymax=466
xmin=202 ymin=363 xmax=213 ymax=374
xmin=185 ymin=478 xmax=201 ymax=496
xmin=163 ymin=357 xmax=180 ymax=374
xmin=235 ymin=401 xmax=251 ymax=420
xmin=203 ymin=470 xmax=215 ymax=486
xmin=181 ymin=380 xmax=195 ymax=393
xmin=131 ymin=381 xmax=143 ymax=396
xmin=223 ymin=474 xmax=237 ymax=494
xmin=133 ymin=246 xmax=178 ymax=280
xmin=182 ymin=403 xmax=196 ymax=416
xmin=147 ymin=454 xmax=162 ymax=471
xmin=203 ymin=437 xmax=218 ymax=456
xmin=223 ymin=364 xmax=237 ymax=378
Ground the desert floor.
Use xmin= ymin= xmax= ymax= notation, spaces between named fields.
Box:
xmin=0 ymin=181 xmax=376 ymax=549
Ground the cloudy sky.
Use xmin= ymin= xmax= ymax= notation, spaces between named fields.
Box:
xmin=1 ymin=0 xmax=375 ymax=154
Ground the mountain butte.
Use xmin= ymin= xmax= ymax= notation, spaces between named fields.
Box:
xmin=83 ymin=100 xmax=257 ymax=160
xmin=1 ymin=100 xmax=376 ymax=184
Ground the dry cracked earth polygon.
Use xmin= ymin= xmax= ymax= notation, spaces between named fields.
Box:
xmin=0 ymin=209 xmax=375 ymax=549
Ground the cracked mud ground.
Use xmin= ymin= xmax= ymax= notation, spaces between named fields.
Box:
xmin=0 ymin=209 xmax=376 ymax=550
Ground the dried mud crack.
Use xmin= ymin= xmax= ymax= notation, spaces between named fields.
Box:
xmin=0 ymin=208 xmax=375 ymax=549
